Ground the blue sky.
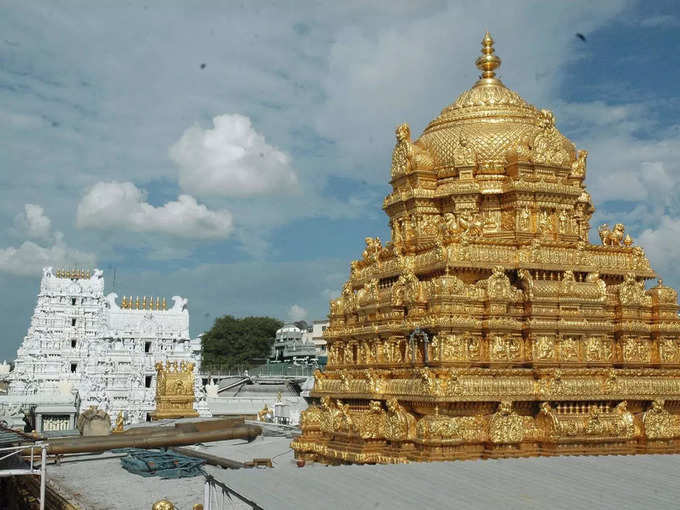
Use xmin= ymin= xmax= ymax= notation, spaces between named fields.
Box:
xmin=1 ymin=1 xmax=680 ymax=360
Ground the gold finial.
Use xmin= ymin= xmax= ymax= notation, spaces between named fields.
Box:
xmin=122 ymin=296 xmax=128 ymax=308
xmin=143 ymin=296 xmax=147 ymax=309
xmin=162 ymin=297 xmax=167 ymax=310
xmin=475 ymin=31 xmax=501 ymax=82
xmin=135 ymin=296 xmax=140 ymax=309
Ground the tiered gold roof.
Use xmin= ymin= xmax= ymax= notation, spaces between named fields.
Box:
xmin=293 ymin=33 xmax=680 ymax=465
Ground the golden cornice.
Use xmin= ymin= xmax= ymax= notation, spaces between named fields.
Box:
xmin=311 ymin=367 xmax=680 ymax=402
xmin=347 ymin=243 xmax=654 ymax=287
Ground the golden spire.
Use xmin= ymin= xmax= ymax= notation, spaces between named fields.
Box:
xmin=475 ymin=31 xmax=502 ymax=84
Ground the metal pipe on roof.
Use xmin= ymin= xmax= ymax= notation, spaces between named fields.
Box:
xmin=26 ymin=424 xmax=262 ymax=456
xmin=170 ymin=446 xmax=247 ymax=469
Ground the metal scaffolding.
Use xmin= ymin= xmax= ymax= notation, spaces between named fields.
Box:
xmin=0 ymin=442 xmax=47 ymax=510
xmin=203 ymin=474 xmax=263 ymax=510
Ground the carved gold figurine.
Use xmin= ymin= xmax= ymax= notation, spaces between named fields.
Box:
xmin=292 ymin=33 xmax=680 ymax=465
xmin=151 ymin=361 xmax=199 ymax=420
xmin=113 ymin=411 xmax=124 ymax=433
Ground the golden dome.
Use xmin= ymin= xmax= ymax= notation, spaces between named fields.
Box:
xmin=418 ymin=33 xmax=575 ymax=168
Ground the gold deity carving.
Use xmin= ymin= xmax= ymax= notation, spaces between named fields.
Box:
xmin=598 ymin=223 xmax=625 ymax=246
xmin=151 ymin=361 xmax=199 ymax=420
xmin=391 ymin=123 xmax=434 ymax=178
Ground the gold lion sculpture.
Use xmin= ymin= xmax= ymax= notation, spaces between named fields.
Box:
xmin=598 ymin=223 xmax=625 ymax=247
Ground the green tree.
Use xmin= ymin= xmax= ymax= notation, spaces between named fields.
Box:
xmin=201 ymin=315 xmax=282 ymax=370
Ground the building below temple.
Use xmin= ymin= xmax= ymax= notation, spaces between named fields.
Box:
xmin=270 ymin=320 xmax=329 ymax=364
xmin=3 ymin=267 xmax=209 ymax=431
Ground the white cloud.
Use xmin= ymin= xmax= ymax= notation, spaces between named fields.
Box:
xmin=640 ymin=15 xmax=679 ymax=28
xmin=0 ymin=109 xmax=49 ymax=130
xmin=558 ymin=100 xmax=680 ymax=224
xmin=638 ymin=216 xmax=680 ymax=280
xmin=321 ymin=288 xmax=339 ymax=301
xmin=170 ymin=114 xmax=298 ymax=198
xmin=0 ymin=232 xmax=97 ymax=276
xmin=553 ymin=99 xmax=680 ymax=280
xmin=76 ymin=181 xmax=233 ymax=240
xmin=1 ymin=204 xmax=95 ymax=277
xmin=14 ymin=204 xmax=52 ymax=241
xmin=288 ymin=304 xmax=308 ymax=322
xmin=0 ymin=238 xmax=95 ymax=277
xmin=314 ymin=2 xmax=629 ymax=182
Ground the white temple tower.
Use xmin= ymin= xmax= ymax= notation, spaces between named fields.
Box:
xmin=9 ymin=267 xmax=209 ymax=425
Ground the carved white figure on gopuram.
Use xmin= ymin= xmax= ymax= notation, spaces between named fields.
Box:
xmin=293 ymin=33 xmax=680 ymax=464
xmin=8 ymin=267 xmax=209 ymax=426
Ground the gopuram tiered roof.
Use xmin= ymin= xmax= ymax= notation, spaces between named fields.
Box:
xmin=292 ymin=33 xmax=680 ymax=464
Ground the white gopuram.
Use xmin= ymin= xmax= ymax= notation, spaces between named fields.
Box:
xmin=8 ymin=267 xmax=210 ymax=426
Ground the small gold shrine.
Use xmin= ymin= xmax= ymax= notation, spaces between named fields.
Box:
xmin=292 ymin=33 xmax=680 ymax=464
xmin=151 ymin=361 xmax=199 ymax=420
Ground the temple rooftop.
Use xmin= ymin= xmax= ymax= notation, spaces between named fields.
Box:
xmin=45 ymin=436 xmax=680 ymax=509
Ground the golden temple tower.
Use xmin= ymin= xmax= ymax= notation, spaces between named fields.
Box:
xmin=292 ymin=33 xmax=680 ymax=464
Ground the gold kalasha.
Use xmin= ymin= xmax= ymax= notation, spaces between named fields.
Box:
xmin=55 ymin=267 xmax=91 ymax=280
xmin=292 ymin=33 xmax=680 ymax=464
xmin=119 ymin=295 xmax=168 ymax=310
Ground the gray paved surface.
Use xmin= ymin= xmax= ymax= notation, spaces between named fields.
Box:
xmin=47 ymin=437 xmax=680 ymax=509
xmin=47 ymin=452 xmax=205 ymax=509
